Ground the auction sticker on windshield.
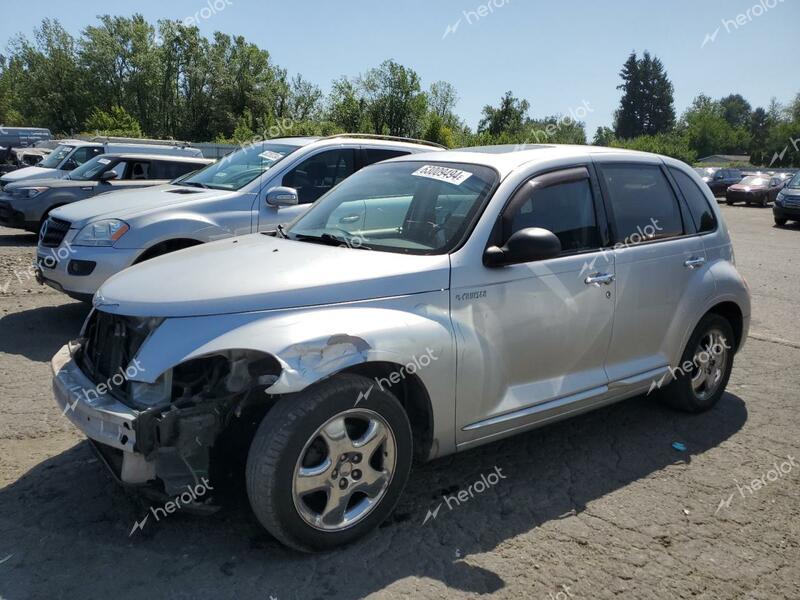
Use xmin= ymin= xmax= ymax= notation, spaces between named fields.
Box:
xmin=412 ymin=165 xmax=472 ymax=185
xmin=259 ymin=150 xmax=284 ymax=162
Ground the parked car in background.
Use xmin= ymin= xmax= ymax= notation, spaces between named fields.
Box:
xmin=702 ymin=168 xmax=743 ymax=197
xmin=725 ymin=174 xmax=784 ymax=206
xmin=694 ymin=167 xmax=719 ymax=183
xmin=0 ymin=154 xmax=213 ymax=233
xmin=0 ymin=127 xmax=52 ymax=162
xmin=773 ymin=171 xmax=800 ymax=226
xmin=35 ymin=135 xmax=440 ymax=300
xmin=51 ymin=144 xmax=750 ymax=551
xmin=0 ymin=139 xmax=203 ymax=189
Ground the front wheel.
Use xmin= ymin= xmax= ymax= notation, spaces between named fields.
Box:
xmin=726 ymin=198 xmax=735 ymax=205
xmin=658 ymin=314 xmax=735 ymax=413
xmin=246 ymin=374 xmax=413 ymax=552
xmin=775 ymin=217 xmax=788 ymax=226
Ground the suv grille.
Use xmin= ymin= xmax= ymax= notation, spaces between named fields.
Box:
xmin=40 ymin=217 xmax=71 ymax=248
xmin=77 ymin=311 xmax=153 ymax=401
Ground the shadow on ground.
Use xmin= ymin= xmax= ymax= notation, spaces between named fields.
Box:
xmin=0 ymin=392 xmax=747 ymax=599
xmin=0 ymin=302 xmax=88 ymax=361
xmin=0 ymin=231 xmax=37 ymax=248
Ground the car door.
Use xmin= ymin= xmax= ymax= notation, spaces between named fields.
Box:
xmin=595 ymin=160 xmax=707 ymax=384
xmin=452 ymin=165 xmax=616 ymax=445
xmin=256 ymin=148 xmax=357 ymax=232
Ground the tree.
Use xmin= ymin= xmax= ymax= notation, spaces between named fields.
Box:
xmin=288 ymin=74 xmax=323 ymax=122
xmin=593 ymin=126 xmax=616 ymax=146
xmin=614 ymin=51 xmax=675 ymax=138
xmin=427 ymin=81 xmax=459 ymax=127
xmin=358 ymin=60 xmax=428 ymax=137
xmin=84 ymin=105 xmax=142 ymax=137
xmin=680 ymin=95 xmax=749 ymax=158
xmin=327 ymin=76 xmax=369 ymax=132
xmin=719 ymin=94 xmax=752 ymax=129
xmin=749 ymin=107 xmax=770 ymax=164
xmin=478 ymin=91 xmax=530 ymax=137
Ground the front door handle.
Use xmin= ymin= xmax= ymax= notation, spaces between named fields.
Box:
xmin=584 ymin=272 xmax=615 ymax=286
xmin=339 ymin=215 xmax=361 ymax=224
xmin=684 ymin=257 xmax=706 ymax=269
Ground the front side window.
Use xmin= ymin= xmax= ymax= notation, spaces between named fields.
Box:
xmin=283 ymin=149 xmax=356 ymax=204
xmin=179 ymin=142 xmax=299 ymax=191
xmin=362 ymin=149 xmax=409 ymax=167
xmin=286 ymin=161 xmax=498 ymax=254
xmin=151 ymin=160 xmax=203 ymax=180
xmin=599 ymin=164 xmax=683 ymax=242
xmin=39 ymin=144 xmax=75 ymax=169
xmin=70 ymin=146 xmax=103 ymax=167
xmin=69 ymin=156 xmax=121 ymax=181
xmin=670 ymin=168 xmax=717 ymax=233
xmin=504 ymin=176 xmax=600 ymax=253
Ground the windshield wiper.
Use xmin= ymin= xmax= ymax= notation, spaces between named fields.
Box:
xmin=177 ymin=181 xmax=209 ymax=189
xmin=291 ymin=232 xmax=369 ymax=249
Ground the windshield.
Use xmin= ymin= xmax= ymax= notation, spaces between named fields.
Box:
xmin=68 ymin=155 xmax=117 ymax=181
xmin=39 ymin=144 xmax=75 ymax=169
xmin=740 ymin=176 xmax=768 ymax=186
xmin=286 ymin=161 xmax=499 ymax=255
xmin=787 ymin=173 xmax=800 ymax=189
xmin=178 ymin=142 xmax=299 ymax=190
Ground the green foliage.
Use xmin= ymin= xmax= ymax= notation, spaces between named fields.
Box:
xmin=680 ymin=96 xmax=750 ymax=157
xmin=611 ymin=132 xmax=697 ymax=164
xmin=478 ymin=91 xmax=530 ymax=137
xmin=614 ymin=51 xmax=676 ymax=138
xmin=84 ymin=105 xmax=142 ymax=137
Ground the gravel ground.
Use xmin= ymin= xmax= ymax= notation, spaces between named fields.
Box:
xmin=0 ymin=205 xmax=798 ymax=600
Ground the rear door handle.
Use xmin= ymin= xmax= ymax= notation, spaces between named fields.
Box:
xmin=684 ymin=257 xmax=706 ymax=269
xmin=584 ymin=273 xmax=615 ymax=286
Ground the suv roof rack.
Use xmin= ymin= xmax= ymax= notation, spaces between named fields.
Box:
xmin=320 ymin=133 xmax=446 ymax=150
xmin=89 ymin=136 xmax=192 ymax=147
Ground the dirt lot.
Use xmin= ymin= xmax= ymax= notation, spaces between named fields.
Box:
xmin=0 ymin=205 xmax=798 ymax=600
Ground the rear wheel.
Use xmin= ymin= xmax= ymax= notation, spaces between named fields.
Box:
xmin=246 ymin=374 xmax=413 ymax=552
xmin=658 ymin=314 xmax=735 ymax=413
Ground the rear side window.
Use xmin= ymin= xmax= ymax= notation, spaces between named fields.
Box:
xmin=362 ymin=149 xmax=409 ymax=167
xmin=670 ymin=169 xmax=717 ymax=233
xmin=599 ymin=164 xmax=683 ymax=242
xmin=152 ymin=161 xmax=203 ymax=180
xmin=505 ymin=177 xmax=600 ymax=253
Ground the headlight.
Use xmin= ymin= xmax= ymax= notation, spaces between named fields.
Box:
xmin=776 ymin=192 xmax=785 ymax=205
xmin=74 ymin=219 xmax=130 ymax=247
xmin=19 ymin=187 xmax=50 ymax=198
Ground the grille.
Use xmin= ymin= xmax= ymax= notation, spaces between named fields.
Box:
xmin=77 ymin=311 xmax=152 ymax=402
xmin=40 ymin=217 xmax=71 ymax=248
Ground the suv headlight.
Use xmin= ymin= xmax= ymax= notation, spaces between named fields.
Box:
xmin=17 ymin=186 xmax=49 ymax=198
xmin=74 ymin=219 xmax=130 ymax=247
xmin=776 ymin=191 xmax=785 ymax=205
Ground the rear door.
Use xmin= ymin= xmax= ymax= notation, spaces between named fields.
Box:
xmin=595 ymin=160 xmax=707 ymax=383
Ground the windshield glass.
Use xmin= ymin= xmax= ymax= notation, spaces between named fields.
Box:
xmin=787 ymin=172 xmax=800 ymax=189
xmin=286 ymin=161 xmax=499 ymax=255
xmin=740 ymin=176 xmax=768 ymax=186
xmin=69 ymin=155 xmax=116 ymax=181
xmin=39 ymin=144 xmax=75 ymax=169
xmin=178 ymin=142 xmax=299 ymax=190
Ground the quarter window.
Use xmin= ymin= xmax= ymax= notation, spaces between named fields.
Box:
xmin=600 ymin=164 xmax=683 ymax=242
xmin=505 ymin=176 xmax=601 ymax=253
xmin=670 ymin=168 xmax=717 ymax=233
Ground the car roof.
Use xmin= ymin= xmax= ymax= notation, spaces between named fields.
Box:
xmin=265 ymin=136 xmax=441 ymax=152
xmin=99 ymin=153 xmax=214 ymax=163
xmin=385 ymin=144 xmax=659 ymax=177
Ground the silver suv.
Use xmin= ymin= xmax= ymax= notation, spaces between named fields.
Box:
xmin=36 ymin=135 xmax=439 ymax=300
xmin=51 ymin=144 xmax=750 ymax=551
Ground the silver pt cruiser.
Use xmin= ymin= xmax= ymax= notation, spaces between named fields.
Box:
xmin=52 ymin=144 xmax=751 ymax=551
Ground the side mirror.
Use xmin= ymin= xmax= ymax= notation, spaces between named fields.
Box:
xmin=266 ymin=186 xmax=299 ymax=207
xmin=99 ymin=170 xmax=118 ymax=182
xmin=484 ymin=227 xmax=562 ymax=267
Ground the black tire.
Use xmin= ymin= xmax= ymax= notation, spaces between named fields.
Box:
xmin=246 ymin=373 xmax=413 ymax=552
xmin=726 ymin=198 xmax=735 ymax=205
xmin=658 ymin=313 xmax=735 ymax=413
xmin=775 ymin=218 xmax=788 ymax=226
xmin=760 ymin=195 xmax=768 ymax=207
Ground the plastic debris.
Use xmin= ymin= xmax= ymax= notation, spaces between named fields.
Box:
xmin=672 ymin=442 xmax=687 ymax=452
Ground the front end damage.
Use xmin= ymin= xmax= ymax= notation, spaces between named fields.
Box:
xmin=56 ymin=310 xmax=284 ymax=500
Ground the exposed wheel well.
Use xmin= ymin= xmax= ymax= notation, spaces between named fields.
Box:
xmin=707 ymin=301 xmax=744 ymax=352
xmin=341 ymin=362 xmax=435 ymax=462
xmin=135 ymin=238 xmax=203 ymax=264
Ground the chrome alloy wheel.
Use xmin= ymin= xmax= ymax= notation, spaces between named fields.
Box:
xmin=292 ymin=409 xmax=397 ymax=531
xmin=690 ymin=328 xmax=729 ymax=401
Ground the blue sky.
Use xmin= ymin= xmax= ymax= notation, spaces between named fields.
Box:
xmin=1 ymin=0 xmax=798 ymax=137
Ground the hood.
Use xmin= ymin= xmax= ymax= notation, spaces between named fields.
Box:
xmin=1 ymin=166 xmax=65 ymax=184
xmin=729 ymin=183 xmax=764 ymax=191
xmin=50 ymin=184 xmax=234 ymax=228
xmin=4 ymin=177 xmax=92 ymax=191
xmin=95 ymin=234 xmax=451 ymax=318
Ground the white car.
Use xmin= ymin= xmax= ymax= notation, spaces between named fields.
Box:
xmin=36 ymin=135 xmax=440 ymax=300
xmin=52 ymin=144 xmax=750 ymax=551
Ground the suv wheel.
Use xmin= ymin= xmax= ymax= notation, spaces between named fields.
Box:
xmin=246 ymin=374 xmax=412 ymax=552
xmin=726 ymin=198 xmax=735 ymax=205
xmin=658 ymin=314 xmax=735 ymax=413
xmin=775 ymin=217 xmax=787 ymax=226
